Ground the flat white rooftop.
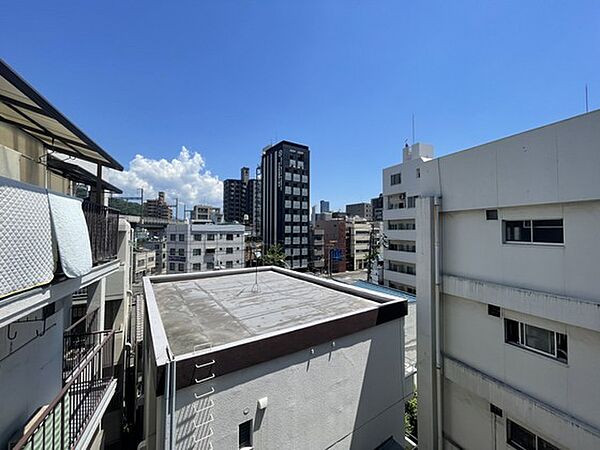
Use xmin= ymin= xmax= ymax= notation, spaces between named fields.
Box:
xmin=150 ymin=268 xmax=400 ymax=357
xmin=144 ymin=266 xmax=407 ymax=391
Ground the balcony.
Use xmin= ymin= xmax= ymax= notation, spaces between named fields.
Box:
xmin=13 ymin=330 xmax=117 ymax=450
xmin=82 ymin=200 xmax=120 ymax=266
xmin=384 ymin=269 xmax=416 ymax=287
xmin=385 ymin=249 xmax=417 ymax=264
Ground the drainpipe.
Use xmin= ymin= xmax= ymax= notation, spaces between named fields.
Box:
xmin=433 ymin=196 xmax=443 ymax=449
xmin=164 ymin=348 xmax=176 ymax=450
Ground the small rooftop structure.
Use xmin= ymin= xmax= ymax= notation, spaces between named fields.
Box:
xmin=144 ymin=266 xmax=407 ymax=386
xmin=143 ymin=266 xmax=408 ymax=449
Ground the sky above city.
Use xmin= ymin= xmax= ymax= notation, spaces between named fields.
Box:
xmin=2 ymin=1 xmax=600 ymax=211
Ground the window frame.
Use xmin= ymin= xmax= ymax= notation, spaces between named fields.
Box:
xmin=504 ymin=318 xmax=568 ymax=363
xmin=503 ymin=219 xmax=564 ymax=246
xmin=507 ymin=419 xmax=560 ymax=450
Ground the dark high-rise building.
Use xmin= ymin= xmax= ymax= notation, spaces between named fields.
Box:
xmin=223 ymin=167 xmax=259 ymax=231
xmin=261 ymin=140 xmax=310 ymax=270
xmin=320 ymin=200 xmax=330 ymax=213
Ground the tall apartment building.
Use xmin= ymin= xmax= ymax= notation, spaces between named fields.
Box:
xmin=261 ymin=141 xmax=310 ymax=269
xmin=143 ymin=191 xmax=173 ymax=220
xmin=223 ymin=167 xmax=259 ymax=231
xmin=320 ymin=199 xmax=330 ymax=213
xmin=253 ymin=165 xmax=262 ymax=238
xmin=0 ymin=60 xmax=133 ymax=449
xmin=166 ymin=223 xmax=245 ymax=273
xmin=397 ymin=111 xmax=600 ymax=449
xmin=191 ymin=204 xmax=222 ymax=223
xmin=382 ymin=143 xmax=434 ymax=295
xmin=346 ymin=202 xmax=373 ymax=221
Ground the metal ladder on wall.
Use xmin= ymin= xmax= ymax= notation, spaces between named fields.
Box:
xmin=192 ymin=343 xmax=216 ymax=449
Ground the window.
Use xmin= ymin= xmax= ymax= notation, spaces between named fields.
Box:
xmin=416 ymin=168 xmax=420 ymax=178
xmin=486 ymin=209 xmax=498 ymax=220
xmin=206 ymin=248 xmax=215 ymax=254
xmin=169 ymin=234 xmax=176 ymax=241
xmin=193 ymin=233 xmax=202 ymax=241
xmin=507 ymin=419 xmax=559 ymax=450
xmin=206 ymin=262 xmax=214 ymax=270
xmin=178 ymin=234 xmax=185 ymax=241
xmin=193 ymin=249 xmax=201 ymax=256
xmin=226 ymin=261 xmax=233 ymax=269
xmin=239 ymin=420 xmax=253 ymax=448
xmin=169 ymin=263 xmax=175 ymax=271
xmin=178 ymin=263 xmax=184 ymax=271
xmin=226 ymin=234 xmax=234 ymax=241
xmin=169 ymin=248 xmax=175 ymax=256
xmin=504 ymin=219 xmax=563 ymax=244
xmin=192 ymin=263 xmax=201 ymax=271
xmin=226 ymin=248 xmax=233 ymax=254
xmin=390 ymin=173 xmax=401 ymax=185
xmin=178 ymin=249 xmax=184 ymax=257
xmin=504 ymin=318 xmax=567 ymax=363
xmin=207 ymin=234 xmax=215 ymax=241
xmin=407 ymin=196 xmax=416 ymax=208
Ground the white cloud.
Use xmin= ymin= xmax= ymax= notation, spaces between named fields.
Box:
xmin=106 ymin=146 xmax=223 ymax=209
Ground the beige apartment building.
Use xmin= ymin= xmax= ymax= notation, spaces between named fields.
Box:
xmin=0 ymin=59 xmax=132 ymax=449
xmin=401 ymin=110 xmax=600 ymax=449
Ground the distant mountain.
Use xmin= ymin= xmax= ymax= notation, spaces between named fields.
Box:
xmin=109 ymin=198 xmax=142 ymax=216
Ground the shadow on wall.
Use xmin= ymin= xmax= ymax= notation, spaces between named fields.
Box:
xmin=173 ymin=319 xmax=405 ymax=449
xmin=345 ymin=319 xmax=405 ymax=449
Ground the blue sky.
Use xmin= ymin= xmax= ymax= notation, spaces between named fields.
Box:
xmin=2 ymin=1 xmax=599 ymax=210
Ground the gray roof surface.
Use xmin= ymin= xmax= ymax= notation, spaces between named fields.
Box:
xmin=152 ymin=270 xmax=378 ymax=357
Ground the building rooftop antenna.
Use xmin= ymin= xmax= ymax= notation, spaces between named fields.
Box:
xmin=585 ymin=84 xmax=589 ymax=113
xmin=412 ymin=113 xmax=416 ymax=144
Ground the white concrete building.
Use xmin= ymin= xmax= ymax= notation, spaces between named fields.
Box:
xmin=0 ymin=60 xmax=132 ymax=449
xmin=382 ymin=143 xmax=434 ymax=295
xmin=142 ymin=267 xmax=408 ymax=449
xmin=346 ymin=216 xmax=372 ymax=271
xmin=408 ymin=110 xmax=600 ymax=449
xmin=191 ymin=204 xmax=222 ymax=224
xmin=166 ymin=223 xmax=245 ymax=273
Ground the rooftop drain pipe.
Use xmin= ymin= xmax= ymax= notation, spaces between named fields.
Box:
xmin=164 ymin=347 xmax=176 ymax=450
xmin=434 ymin=196 xmax=443 ymax=449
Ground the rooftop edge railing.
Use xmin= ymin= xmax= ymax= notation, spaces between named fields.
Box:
xmin=13 ymin=330 xmax=116 ymax=450
xmin=82 ymin=200 xmax=119 ymax=266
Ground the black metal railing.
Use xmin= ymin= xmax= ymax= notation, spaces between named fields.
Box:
xmin=63 ymin=308 xmax=102 ymax=382
xmin=82 ymin=200 xmax=119 ymax=265
xmin=13 ymin=330 xmax=116 ymax=450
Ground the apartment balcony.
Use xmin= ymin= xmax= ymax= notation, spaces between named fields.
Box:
xmin=384 ymin=269 xmax=417 ymax=287
xmin=0 ymin=181 xmax=120 ymax=328
xmin=82 ymin=200 xmax=120 ymax=266
xmin=385 ymin=229 xmax=416 ymax=242
xmin=383 ymin=207 xmax=416 ymax=221
xmin=12 ymin=330 xmax=117 ymax=450
xmin=385 ymin=249 xmax=417 ymax=264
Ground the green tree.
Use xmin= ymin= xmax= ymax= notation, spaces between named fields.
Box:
xmin=405 ymin=392 xmax=418 ymax=439
xmin=261 ymin=244 xmax=287 ymax=267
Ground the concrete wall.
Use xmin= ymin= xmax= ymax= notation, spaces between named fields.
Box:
xmin=412 ymin=111 xmax=600 ymax=449
xmin=166 ymin=319 xmax=405 ymax=450
xmin=0 ymin=298 xmax=66 ymax=447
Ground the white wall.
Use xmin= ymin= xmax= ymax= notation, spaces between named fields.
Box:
xmin=169 ymin=319 xmax=405 ymax=449
xmin=0 ymin=299 xmax=66 ymax=447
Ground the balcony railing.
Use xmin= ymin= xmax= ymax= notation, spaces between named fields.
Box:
xmin=82 ymin=200 xmax=119 ymax=265
xmin=13 ymin=330 xmax=116 ymax=450
xmin=63 ymin=308 xmax=102 ymax=382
